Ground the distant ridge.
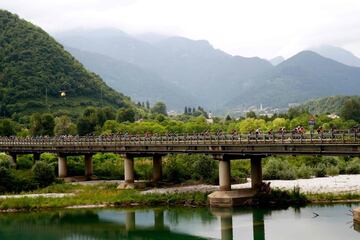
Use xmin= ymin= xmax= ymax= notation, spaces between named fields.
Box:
xmin=311 ymin=45 xmax=360 ymax=67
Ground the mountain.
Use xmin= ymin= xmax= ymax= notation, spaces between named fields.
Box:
xmin=269 ymin=56 xmax=284 ymax=65
xmin=293 ymin=95 xmax=360 ymax=115
xmin=55 ymin=29 xmax=274 ymax=110
xmin=0 ymin=10 xmax=132 ymax=117
xmin=226 ymin=51 xmax=360 ymax=108
xmin=65 ymin=47 xmax=197 ymax=109
xmin=311 ymin=45 xmax=360 ymax=67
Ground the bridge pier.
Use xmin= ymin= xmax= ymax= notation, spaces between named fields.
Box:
xmin=152 ymin=154 xmax=162 ymax=182
xmin=154 ymin=209 xmax=165 ymax=230
xmin=209 ymin=155 xmax=264 ymax=207
xmin=219 ymin=158 xmax=231 ymax=191
xmin=125 ymin=211 xmax=136 ymax=231
xmin=84 ymin=154 xmax=93 ymax=178
xmin=251 ymin=156 xmax=263 ymax=190
xmin=124 ymin=154 xmax=135 ymax=188
xmin=58 ymin=154 xmax=67 ymax=178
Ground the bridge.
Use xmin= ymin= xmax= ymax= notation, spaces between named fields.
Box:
xmin=1 ymin=131 xmax=360 ymax=207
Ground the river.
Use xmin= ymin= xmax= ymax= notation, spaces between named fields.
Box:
xmin=0 ymin=203 xmax=359 ymax=239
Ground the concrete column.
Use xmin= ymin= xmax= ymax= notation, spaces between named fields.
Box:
xmin=220 ymin=215 xmax=233 ymax=240
xmin=125 ymin=211 xmax=136 ymax=231
xmin=152 ymin=154 xmax=162 ymax=182
xmin=84 ymin=154 xmax=93 ymax=178
xmin=219 ymin=158 xmax=231 ymax=191
xmin=33 ymin=153 xmax=41 ymax=163
xmin=252 ymin=210 xmax=265 ymax=240
xmin=154 ymin=209 xmax=165 ymax=230
xmin=251 ymin=156 xmax=263 ymax=190
xmin=124 ymin=155 xmax=135 ymax=184
xmin=58 ymin=154 xmax=67 ymax=178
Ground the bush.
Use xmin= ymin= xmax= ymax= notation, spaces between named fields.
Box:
xmin=93 ymin=154 xmax=124 ymax=179
xmin=163 ymin=154 xmax=218 ymax=184
xmin=263 ymin=158 xmax=297 ymax=180
xmin=0 ymin=154 xmax=13 ymax=169
xmin=314 ymin=163 xmax=326 ymax=177
xmin=135 ymin=159 xmax=152 ymax=180
xmin=296 ymin=164 xmax=313 ymax=179
xmin=345 ymin=158 xmax=360 ymax=174
xmin=32 ymin=161 xmax=55 ymax=187
xmin=231 ymin=160 xmax=249 ymax=183
xmin=0 ymin=167 xmax=14 ymax=193
xmin=16 ymin=155 xmax=33 ymax=170
xmin=163 ymin=156 xmax=188 ymax=183
xmin=190 ymin=155 xmax=218 ymax=183
xmin=326 ymin=166 xmax=340 ymax=176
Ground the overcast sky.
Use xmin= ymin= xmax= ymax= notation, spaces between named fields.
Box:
xmin=1 ymin=0 xmax=360 ymax=59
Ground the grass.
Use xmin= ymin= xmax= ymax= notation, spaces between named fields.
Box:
xmin=2 ymin=183 xmax=360 ymax=211
xmin=0 ymin=183 xmax=208 ymax=211
xmin=307 ymin=192 xmax=360 ymax=202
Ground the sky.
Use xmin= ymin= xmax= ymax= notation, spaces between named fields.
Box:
xmin=1 ymin=0 xmax=360 ymax=59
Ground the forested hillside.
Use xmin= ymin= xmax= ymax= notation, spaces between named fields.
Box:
xmin=0 ymin=10 xmax=132 ymax=117
xmin=293 ymin=96 xmax=360 ymax=115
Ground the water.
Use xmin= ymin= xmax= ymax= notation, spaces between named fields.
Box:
xmin=0 ymin=204 xmax=359 ymax=240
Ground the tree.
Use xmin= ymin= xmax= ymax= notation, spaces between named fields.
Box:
xmin=184 ymin=106 xmax=188 ymax=114
xmin=32 ymin=161 xmax=55 ymax=187
xmin=41 ymin=113 xmax=55 ymax=136
xmin=246 ymin=111 xmax=257 ymax=118
xmin=116 ymin=108 xmax=135 ymax=122
xmin=225 ymin=115 xmax=232 ymax=121
xmin=0 ymin=119 xmax=16 ymax=136
xmin=340 ymin=99 xmax=360 ymax=122
xmin=146 ymin=101 xmax=150 ymax=109
xmin=54 ymin=116 xmax=77 ymax=136
xmin=151 ymin=102 xmax=167 ymax=115
xmin=30 ymin=113 xmax=55 ymax=136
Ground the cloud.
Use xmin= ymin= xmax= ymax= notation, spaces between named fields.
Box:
xmin=1 ymin=0 xmax=360 ymax=58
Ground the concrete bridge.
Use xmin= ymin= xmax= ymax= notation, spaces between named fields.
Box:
xmin=1 ymin=132 xmax=359 ymax=207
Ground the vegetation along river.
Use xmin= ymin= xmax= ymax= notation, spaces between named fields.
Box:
xmin=0 ymin=203 xmax=359 ymax=239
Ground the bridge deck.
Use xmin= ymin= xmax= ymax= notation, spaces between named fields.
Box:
xmin=1 ymin=133 xmax=360 ymax=156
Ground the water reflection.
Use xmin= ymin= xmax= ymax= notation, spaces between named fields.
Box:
xmin=0 ymin=205 xmax=359 ymax=240
xmin=211 ymin=208 xmax=266 ymax=240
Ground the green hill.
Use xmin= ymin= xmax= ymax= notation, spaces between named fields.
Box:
xmin=0 ymin=10 xmax=132 ymax=117
xmin=293 ymin=95 xmax=360 ymax=115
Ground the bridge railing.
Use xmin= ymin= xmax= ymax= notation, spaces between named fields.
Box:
xmin=0 ymin=132 xmax=359 ymax=148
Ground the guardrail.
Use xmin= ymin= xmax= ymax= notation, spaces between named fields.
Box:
xmin=0 ymin=132 xmax=359 ymax=147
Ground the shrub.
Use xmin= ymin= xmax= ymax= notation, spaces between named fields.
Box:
xmin=345 ymin=158 xmax=360 ymax=174
xmin=16 ymin=155 xmax=33 ymax=170
xmin=134 ymin=159 xmax=152 ymax=180
xmin=0 ymin=154 xmax=13 ymax=169
xmin=296 ymin=164 xmax=313 ymax=179
xmin=163 ymin=154 xmax=218 ymax=184
xmin=326 ymin=166 xmax=340 ymax=176
xmin=231 ymin=160 xmax=250 ymax=183
xmin=93 ymin=154 xmax=124 ymax=179
xmin=163 ymin=156 xmax=188 ymax=183
xmin=32 ymin=161 xmax=55 ymax=187
xmin=263 ymin=158 xmax=297 ymax=180
xmin=0 ymin=167 xmax=14 ymax=193
xmin=190 ymin=155 xmax=218 ymax=183
xmin=314 ymin=163 xmax=327 ymax=177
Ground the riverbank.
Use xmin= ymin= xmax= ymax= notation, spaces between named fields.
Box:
xmin=1 ymin=175 xmax=360 ymax=212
